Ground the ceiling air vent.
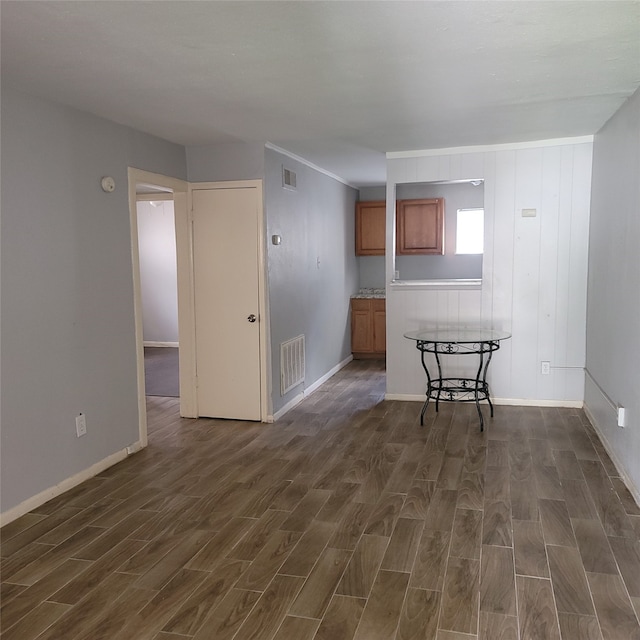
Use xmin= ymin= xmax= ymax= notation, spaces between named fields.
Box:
xmin=282 ymin=166 xmax=297 ymax=190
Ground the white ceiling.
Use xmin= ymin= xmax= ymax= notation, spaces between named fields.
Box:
xmin=2 ymin=1 xmax=639 ymax=186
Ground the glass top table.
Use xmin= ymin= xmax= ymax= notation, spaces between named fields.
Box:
xmin=404 ymin=328 xmax=511 ymax=430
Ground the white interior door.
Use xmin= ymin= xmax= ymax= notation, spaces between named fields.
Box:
xmin=192 ymin=187 xmax=262 ymax=420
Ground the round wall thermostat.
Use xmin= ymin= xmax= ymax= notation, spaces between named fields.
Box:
xmin=101 ymin=176 xmax=116 ymax=192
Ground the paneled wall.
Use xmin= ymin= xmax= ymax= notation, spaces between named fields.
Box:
xmin=386 ymin=139 xmax=593 ymax=404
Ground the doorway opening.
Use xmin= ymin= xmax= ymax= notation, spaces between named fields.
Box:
xmin=136 ymin=191 xmax=179 ymax=398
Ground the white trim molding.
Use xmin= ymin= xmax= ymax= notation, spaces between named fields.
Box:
xmin=0 ymin=446 xmax=134 ymax=527
xmin=143 ymin=341 xmax=179 ymax=348
xmin=387 ymin=135 xmax=594 ymax=159
xmin=265 ymin=142 xmax=357 ymax=189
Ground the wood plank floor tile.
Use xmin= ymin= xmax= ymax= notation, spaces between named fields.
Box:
xmin=482 ymin=500 xmax=512 ymax=547
xmin=579 ymin=460 xmax=636 ymax=539
xmin=234 ymin=529 xmax=303 ymax=591
xmin=480 ymin=545 xmax=516 ymax=616
xmin=33 ymin=571 xmax=138 ymax=640
xmin=513 ymin=520 xmax=549 ymax=578
xmin=1 ymin=600 xmax=71 ymax=640
xmin=608 ymin=535 xmax=640 ymax=597
xmin=425 ymin=489 xmax=458 ymax=532
xmin=516 ymin=576 xmax=561 ymax=640
xmin=457 ymin=472 xmax=485 ymax=511
xmin=365 ymin=493 xmax=406 ymax=536
xmin=510 ymin=478 xmax=539 ymax=522
xmin=72 ymin=585 xmax=158 ymax=640
xmin=0 ymin=557 xmax=90 ymax=631
xmin=49 ymin=537 xmax=148 ymax=604
xmin=280 ymin=489 xmax=332 ymax=531
xmin=380 ymin=517 xmax=424 ymax=572
xmin=410 ymin=528 xmax=451 ymax=591
xmin=337 ymin=534 xmax=388 ymax=598
xmin=587 ymin=572 xmax=640 ymax=640
xmin=186 ymin=517 xmax=255 ymax=571
xmin=161 ymin=557 xmax=249 ymax=635
xmin=572 ymin=518 xmax=619 ymax=574
xmin=484 ymin=467 xmax=511 ymax=502
xmin=546 ymin=545 xmax=594 ymax=616
xmin=227 ymin=574 xmax=304 ymax=640
xmin=610 ymin=477 xmax=640 ymax=516
xmin=314 ymin=594 xmax=366 ymax=640
xmin=439 ymin=556 xmax=480 ymax=634
xmin=562 ymin=479 xmax=598 ymax=519
xmin=328 ymin=501 xmax=375 ymax=550
xmin=289 ymin=547 xmax=352 ymax=619
xmin=478 ymin=611 xmax=518 ymax=640
xmin=396 ymin=587 xmax=440 ymax=640
xmin=539 ymin=499 xmax=576 ymax=547
xmin=191 ymin=588 xmax=262 ymax=640
xmin=450 ymin=508 xmax=482 ymax=560
xmin=111 ymin=569 xmax=208 ymax=640
xmin=400 ymin=480 xmax=435 ymax=520
xmin=553 ymin=450 xmax=584 ymax=480
xmin=353 ymin=569 xmax=410 ymax=640
xmin=272 ymin=614 xmax=320 ymax=640
xmin=557 ymin=613 xmax=603 ymax=640
xmin=278 ymin=520 xmax=336 ymax=577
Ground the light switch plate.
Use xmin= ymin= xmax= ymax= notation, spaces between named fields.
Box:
xmin=522 ymin=208 xmax=537 ymax=217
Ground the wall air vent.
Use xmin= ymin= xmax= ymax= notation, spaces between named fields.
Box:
xmin=282 ymin=166 xmax=297 ymax=190
xmin=281 ymin=335 xmax=305 ymax=395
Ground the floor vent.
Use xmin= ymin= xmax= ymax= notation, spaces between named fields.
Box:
xmin=281 ymin=335 xmax=305 ymax=395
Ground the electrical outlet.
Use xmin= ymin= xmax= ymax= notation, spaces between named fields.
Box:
xmin=76 ymin=413 xmax=87 ymax=437
xmin=394 ymin=270 xmax=400 ymax=280
xmin=541 ymin=361 xmax=550 ymax=375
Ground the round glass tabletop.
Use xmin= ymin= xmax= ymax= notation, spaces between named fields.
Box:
xmin=404 ymin=328 xmax=512 ymax=343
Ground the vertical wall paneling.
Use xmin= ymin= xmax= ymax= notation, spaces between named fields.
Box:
xmin=537 ymin=147 xmax=562 ymax=400
xmin=386 ymin=138 xmax=593 ymax=403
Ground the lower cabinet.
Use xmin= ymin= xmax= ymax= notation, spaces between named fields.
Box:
xmin=351 ymin=298 xmax=386 ymax=358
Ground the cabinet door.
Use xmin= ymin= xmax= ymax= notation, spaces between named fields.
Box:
xmin=356 ymin=201 xmax=386 ymax=256
xmin=396 ymin=198 xmax=444 ymax=255
xmin=351 ymin=310 xmax=373 ymax=352
xmin=372 ymin=299 xmax=386 ymax=353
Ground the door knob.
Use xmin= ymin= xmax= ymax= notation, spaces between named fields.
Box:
xmin=247 ymin=314 xmax=257 ymax=323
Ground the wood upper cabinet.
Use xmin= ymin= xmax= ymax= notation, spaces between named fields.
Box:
xmin=396 ymin=198 xmax=444 ymax=255
xmin=351 ymin=298 xmax=385 ymax=357
xmin=355 ymin=201 xmax=386 ymax=256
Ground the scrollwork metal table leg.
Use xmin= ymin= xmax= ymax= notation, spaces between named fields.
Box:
xmin=418 ymin=344 xmax=431 ymax=426
xmin=434 ymin=348 xmax=443 ymax=413
xmin=474 ymin=346 xmax=485 ymax=432
xmin=483 ymin=342 xmax=496 ymax=418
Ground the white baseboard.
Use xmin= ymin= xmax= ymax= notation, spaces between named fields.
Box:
xmin=384 ymin=393 xmax=583 ymax=408
xmin=143 ymin=341 xmax=179 ymax=348
xmin=0 ymin=446 xmax=133 ymax=527
xmin=584 ymin=402 xmax=640 ymax=508
xmin=270 ymin=355 xmax=354 ymax=422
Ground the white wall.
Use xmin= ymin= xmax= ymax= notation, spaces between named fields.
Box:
xmin=585 ymin=88 xmax=640 ymax=498
xmin=386 ymin=139 xmax=593 ymax=404
xmin=1 ymin=87 xmax=187 ymax=517
xmin=137 ymin=200 xmax=179 ymax=344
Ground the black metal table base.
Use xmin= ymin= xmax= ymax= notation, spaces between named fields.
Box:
xmin=415 ymin=339 xmax=500 ymax=431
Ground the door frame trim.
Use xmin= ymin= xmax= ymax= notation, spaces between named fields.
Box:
xmin=189 ymin=180 xmax=270 ymax=422
xmin=128 ymin=168 xmax=193 ymax=453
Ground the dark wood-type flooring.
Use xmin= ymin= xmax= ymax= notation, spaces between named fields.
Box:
xmin=2 ymin=360 xmax=640 ymax=639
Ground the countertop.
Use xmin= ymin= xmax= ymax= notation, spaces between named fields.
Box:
xmin=351 ymin=288 xmax=386 ymax=299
